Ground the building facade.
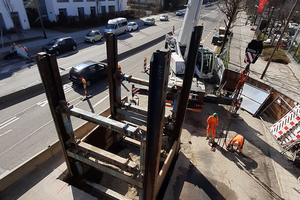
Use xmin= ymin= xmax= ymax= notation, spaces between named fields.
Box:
xmin=44 ymin=0 xmax=128 ymax=22
xmin=0 ymin=0 xmax=30 ymax=31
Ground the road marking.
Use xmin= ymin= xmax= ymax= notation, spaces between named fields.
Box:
xmin=0 ymin=120 xmax=53 ymax=157
xmin=0 ymin=117 xmax=19 ymax=130
xmin=138 ymin=36 xmax=145 ymax=40
xmin=201 ymin=39 xmax=205 ymax=43
xmin=0 ymin=83 xmax=7 ymax=86
xmin=37 ymin=99 xmax=48 ymax=107
xmin=0 ymin=129 xmax=12 ymax=137
xmin=93 ymin=95 xmax=109 ymax=108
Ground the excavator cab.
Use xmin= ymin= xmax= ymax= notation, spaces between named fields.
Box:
xmin=195 ymin=47 xmax=214 ymax=79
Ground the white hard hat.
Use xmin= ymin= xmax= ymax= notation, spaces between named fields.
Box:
xmin=233 ymin=142 xmax=239 ymax=147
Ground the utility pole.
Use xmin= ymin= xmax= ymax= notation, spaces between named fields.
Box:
xmin=35 ymin=0 xmax=47 ymax=38
xmin=260 ymin=0 xmax=299 ymax=79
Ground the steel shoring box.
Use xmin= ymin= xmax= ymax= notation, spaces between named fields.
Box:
xmin=35 ymin=32 xmax=181 ymax=199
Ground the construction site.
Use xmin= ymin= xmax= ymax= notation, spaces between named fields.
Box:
xmin=1 ymin=0 xmax=300 ymax=199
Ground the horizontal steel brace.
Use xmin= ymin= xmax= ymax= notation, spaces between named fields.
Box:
xmin=86 ymin=181 xmax=132 ymax=200
xmin=122 ymin=102 xmax=148 ymax=117
xmin=117 ymin=108 xmax=147 ymax=122
xmin=123 ymin=74 xmax=149 ymax=87
xmin=67 ymin=150 xmax=143 ymax=188
xmin=70 ymin=107 xmax=138 ymax=135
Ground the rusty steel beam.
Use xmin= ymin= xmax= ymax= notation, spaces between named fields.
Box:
xmin=123 ymin=74 xmax=149 ymax=87
xmin=173 ymin=26 xmax=203 ymax=151
xmin=35 ymin=52 xmax=77 ymax=177
xmin=106 ymin=33 xmax=121 ymax=119
xmin=143 ymin=49 xmax=171 ymax=200
xmin=70 ymin=107 xmax=139 ymax=136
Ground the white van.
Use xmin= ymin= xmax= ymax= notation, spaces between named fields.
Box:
xmin=104 ymin=17 xmax=128 ymax=35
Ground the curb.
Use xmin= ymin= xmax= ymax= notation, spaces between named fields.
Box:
xmin=0 ymin=33 xmax=167 ymax=109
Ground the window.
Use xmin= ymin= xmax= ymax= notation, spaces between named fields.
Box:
xmin=101 ymin=6 xmax=106 ymax=14
xmin=59 ymin=8 xmax=67 ymax=16
xmin=90 ymin=7 xmax=96 ymax=16
xmin=122 ymin=21 xmax=127 ymax=26
xmin=87 ymin=0 xmax=95 ymax=1
xmin=57 ymin=0 xmax=69 ymax=2
xmin=108 ymin=5 xmax=115 ymax=13
xmin=73 ymin=0 xmax=83 ymax=2
xmin=78 ymin=7 xmax=84 ymax=17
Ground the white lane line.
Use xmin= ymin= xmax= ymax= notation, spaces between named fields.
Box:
xmin=0 ymin=83 xmax=7 ymax=86
xmin=0 ymin=129 xmax=12 ymax=137
xmin=0 ymin=117 xmax=19 ymax=130
xmin=37 ymin=99 xmax=48 ymax=107
xmin=138 ymin=36 xmax=145 ymax=40
xmin=0 ymin=120 xmax=53 ymax=157
xmin=93 ymin=95 xmax=109 ymax=108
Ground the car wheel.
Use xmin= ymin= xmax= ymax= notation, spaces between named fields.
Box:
xmin=55 ymin=50 xmax=60 ymax=55
xmin=86 ymin=80 xmax=91 ymax=87
xmin=92 ymin=40 xmax=95 ymax=44
xmin=72 ymin=45 xmax=77 ymax=51
xmin=136 ymin=26 xmax=138 ymax=30
xmin=124 ymin=29 xmax=127 ymax=34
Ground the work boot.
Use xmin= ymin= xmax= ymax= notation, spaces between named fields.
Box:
xmin=206 ymin=135 xmax=209 ymax=140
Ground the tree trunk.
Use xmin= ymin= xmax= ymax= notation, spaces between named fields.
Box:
xmin=220 ymin=18 xmax=233 ymax=55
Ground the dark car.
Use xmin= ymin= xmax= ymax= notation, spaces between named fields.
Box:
xmin=42 ymin=37 xmax=77 ymax=56
xmin=69 ymin=61 xmax=107 ymax=86
xmin=144 ymin=18 xmax=155 ymax=25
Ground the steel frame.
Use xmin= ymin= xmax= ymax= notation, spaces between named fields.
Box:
xmin=36 ymin=27 xmax=202 ymax=199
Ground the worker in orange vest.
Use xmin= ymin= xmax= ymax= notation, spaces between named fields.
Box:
xmin=227 ymin=134 xmax=244 ymax=153
xmin=206 ymin=113 xmax=219 ymax=141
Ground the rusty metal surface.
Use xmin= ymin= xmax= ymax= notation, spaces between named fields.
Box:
xmin=173 ymin=26 xmax=203 ymax=150
xmin=143 ymin=49 xmax=171 ymax=200
xmin=35 ymin=52 xmax=77 ymax=177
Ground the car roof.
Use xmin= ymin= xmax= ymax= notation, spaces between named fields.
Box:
xmin=54 ymin=37 xmax=73 ymax=41
xmin=73 ymin=61 xmax=98 ymax=70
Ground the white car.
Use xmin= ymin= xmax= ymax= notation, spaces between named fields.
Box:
xmin=128 ymin=22 xmax=138 ymax=32
xmin=160 ymin=14 xmax=169 ymax=21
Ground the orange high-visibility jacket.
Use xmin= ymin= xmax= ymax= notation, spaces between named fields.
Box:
xmin=228 ymin=134 xmax=244 ymax=152
xmin=207 ymin=115 xmax=219 ymax=127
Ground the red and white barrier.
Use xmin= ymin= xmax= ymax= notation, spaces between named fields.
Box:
xmin=82 ymin=78 xmax=88 ymax=98
xmin=144 ymin=57 xmax=147 ymax=72
xmin=269 ymin=105 xmax=300 ymax=150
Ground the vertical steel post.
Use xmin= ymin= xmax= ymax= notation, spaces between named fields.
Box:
xmin=173 ymin=26 xmax=203 ymax=151
xmin=35 ymin=52 xmax=77 ymax=177
xmin=106 ymin=33 xmax=121 ymax=119
xmin=143 ymin=49 xmax=171 ymax=200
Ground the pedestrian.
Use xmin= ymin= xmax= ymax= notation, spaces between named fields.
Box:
xmin=227 ymin=134 xmax=244 ymax=153
xmin=206 ymin=113 xmax=219 ymax=142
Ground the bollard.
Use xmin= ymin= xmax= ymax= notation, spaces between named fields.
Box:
xmin=82 ymin=78 xmax=88 ymax=99
xmin=144 ymin=57 xmax=147 ymax=72
xmin=173 ymin=25 xmax=175 ymax=34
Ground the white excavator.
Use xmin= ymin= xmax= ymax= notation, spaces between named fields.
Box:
xmin=165 ymin=0 xmax=225 ymax=104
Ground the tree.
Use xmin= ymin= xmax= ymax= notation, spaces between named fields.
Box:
xmin=2 ymin=0 xmax=24 ymax=40
xmin=218 ymin=0 xmax=245 ymax=54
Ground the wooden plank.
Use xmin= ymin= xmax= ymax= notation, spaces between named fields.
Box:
xmin=123 ymin=137 xmax=141 ymax=147
xmin=155 ymin=141 xmax=178 ymax=197
xmin=67 ymin=151 xmax=143 ymax=188
xmin=78 ymin=142 xmax=138 ymax=170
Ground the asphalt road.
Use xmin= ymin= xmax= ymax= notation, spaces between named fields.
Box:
xmin=0 ymin=5 xmax=225 ymax=176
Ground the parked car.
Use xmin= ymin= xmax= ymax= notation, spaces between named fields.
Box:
xmin=43 ymin=37 xmax=77 ymax=56
xmin=85 ymin=30 xmax=102 ymax=43
xmin=176 ymin=10 xmax=186 ymax=16
xmin=128 ymin=22 xmax=139 ymax=31
xmin=160 ymin=14 xmax=169 ymax=21
xmin=69 ymin=61 xmax=107 ymax=87
xmin=144 ymin=18 xmax=155 ymax=25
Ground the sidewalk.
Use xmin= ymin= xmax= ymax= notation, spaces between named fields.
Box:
xmin=229 ymin=11 xmax=300 ymax=200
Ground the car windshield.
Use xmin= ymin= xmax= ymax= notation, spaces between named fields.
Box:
xmin=47 ymin=39 xmax=58 ymax=45
xmin=145 ymin=18 xmax=151 ymax=22
xmin=128 ymin=22 xmax=134 ymax=26
xmin=86 ymin=31 xmax=95 ymax=37
xmin=106 ymin=24 xmax=115 ymax=29
xmin=162 ymin=15 xmax=166 ymax=17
